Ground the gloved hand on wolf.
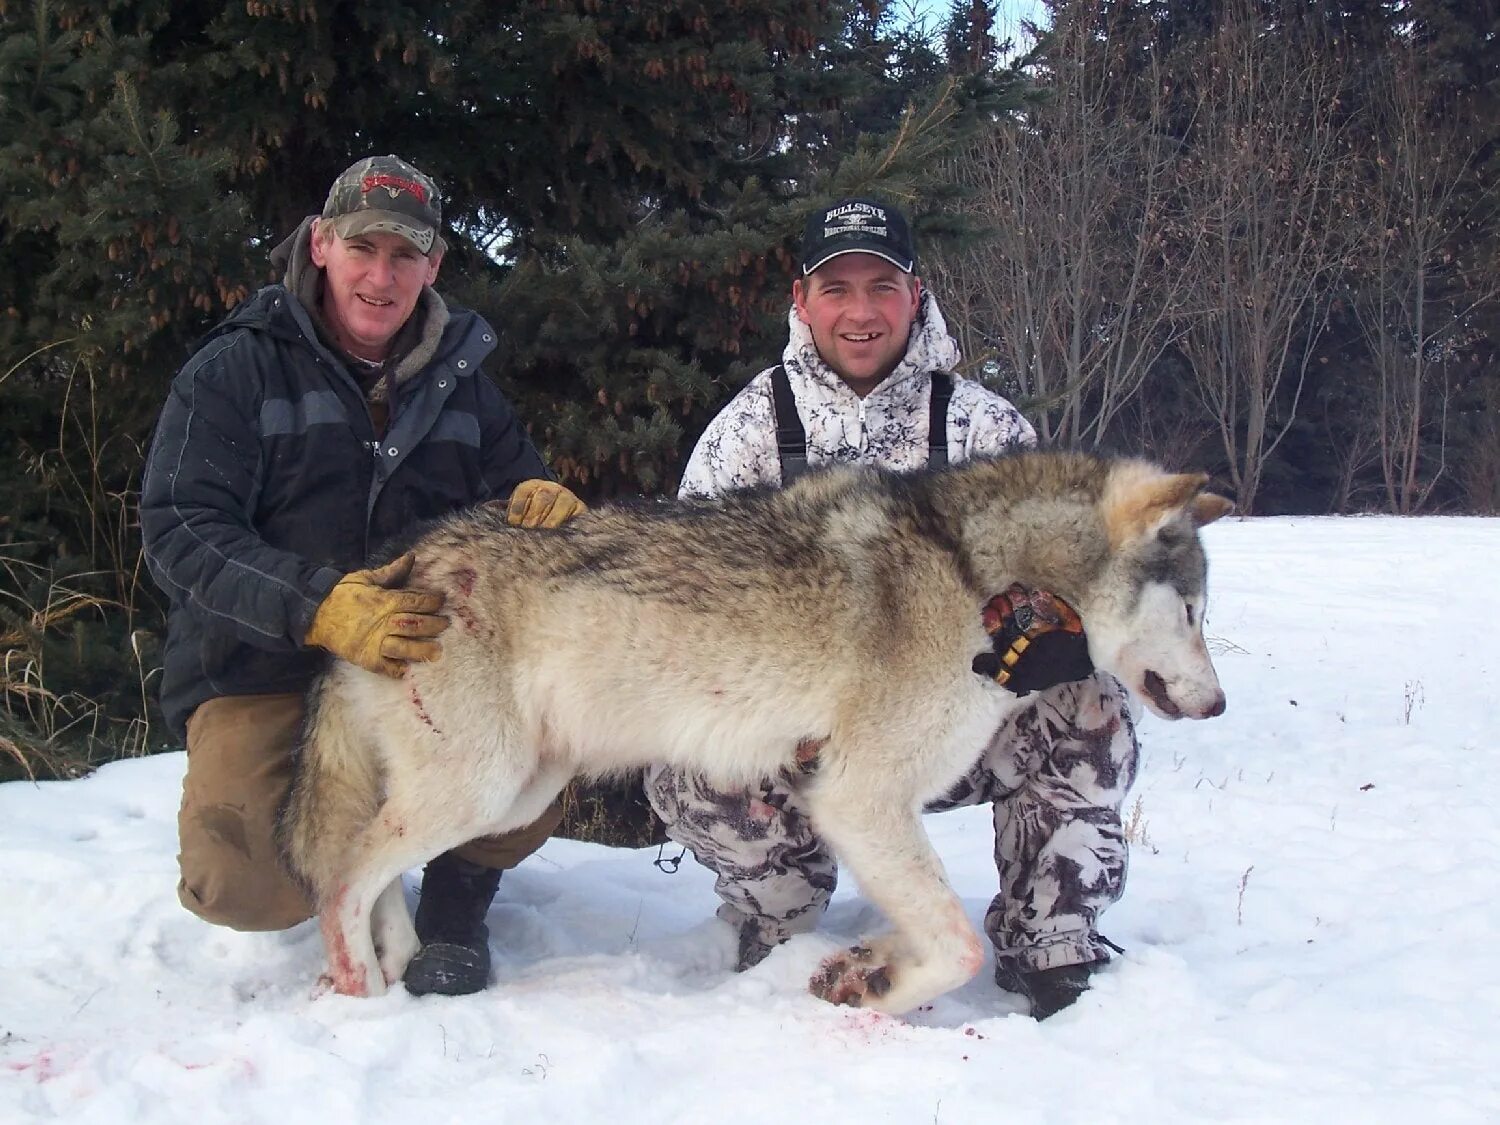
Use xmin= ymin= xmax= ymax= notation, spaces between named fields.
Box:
xmin=972 ymin=584 xmax=1095 ymax=696
xmin=304 ymin=553 xmax=449 ymax=678
xmin=306 ymin=480 xmax=587 ymax=678
xmin=504 ymin=479 xmax=587 ymax=528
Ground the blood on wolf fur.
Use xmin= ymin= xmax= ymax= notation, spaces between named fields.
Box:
xmin=450 ymin=602 xmax=481 ymax=634
xmin=321 ymin=887 xmax=368 ymax=995
xmin=408 ymin=683 xmax=442 ymax=736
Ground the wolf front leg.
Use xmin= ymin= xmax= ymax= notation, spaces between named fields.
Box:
xmin=803 ymin=778 xmax=984 ymax=1015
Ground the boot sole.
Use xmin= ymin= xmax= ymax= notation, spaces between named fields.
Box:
xmin=402 ymin=942 xmax=491 ymax=997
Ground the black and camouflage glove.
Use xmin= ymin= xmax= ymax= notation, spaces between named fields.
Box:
xmin=972 ymin=584 xmax=1095 ymax=696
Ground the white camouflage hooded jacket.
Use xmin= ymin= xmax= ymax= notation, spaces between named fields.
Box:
xmin=679 ymin=289 xmax=1036 ymax=500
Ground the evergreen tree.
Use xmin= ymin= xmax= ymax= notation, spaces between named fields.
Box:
xmin=453 ymin=1 xmax=1017 ymax=496
xmin=0 ymin=0 xmax=1003 ymax=778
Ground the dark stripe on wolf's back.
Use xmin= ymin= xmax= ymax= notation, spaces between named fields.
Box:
xmin=883 ymin=468 xmax=980 ymax=593
xmin=421 ymin=452 xmax=1122 ymax=613
xmin=540 ymin=462 xmax=1004 ymax=610
xmin=536 ymin=484 xmax=840 ymax=602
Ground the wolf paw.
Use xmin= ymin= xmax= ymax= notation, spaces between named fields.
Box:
xmin=375 ymin=929 xmax=420 ymax=987
xmin=318 ymin=965 xmax=380 ymax=997
xmin=809 ymin=944 xmax=893 ymax=1007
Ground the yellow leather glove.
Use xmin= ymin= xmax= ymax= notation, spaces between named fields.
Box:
xmin=303 ymin=553 xmax=448 ymax=678
xmin=506 ymin=479 xmax=587 ymax=528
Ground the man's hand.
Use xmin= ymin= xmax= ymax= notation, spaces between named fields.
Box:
xmin=972 ymin=585 xmax=1095 ymax=696
xmin=304 ymin=553 xmax=449 ymax=678
xmin=506 ymin=479 xmax=587 ymax=528
xmin=998 ymin=629 xmax=1095 ymax=695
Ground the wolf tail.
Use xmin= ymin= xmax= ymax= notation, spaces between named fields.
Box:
xmin=276 ymin=673 xmax=384 ymax=907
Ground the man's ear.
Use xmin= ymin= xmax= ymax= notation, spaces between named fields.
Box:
xmin=309 ymin=220 xmax=330 ymax=268
xmin=425 ymin=248 xmax=443 ymax=286
xmin=792 ymin=277 xmax=810 ymax=325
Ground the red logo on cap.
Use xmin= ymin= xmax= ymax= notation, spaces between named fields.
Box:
xmin=361 ymin=173 xmax=428 ymax=204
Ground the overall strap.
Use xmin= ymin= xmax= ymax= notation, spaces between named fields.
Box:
xmin=773 ymin=365 xmax=952 ymax=484
xmin=927 ymin=370 xmax=953 ymax=470
xmin=769 ymin=364 xmax=810 ymax=485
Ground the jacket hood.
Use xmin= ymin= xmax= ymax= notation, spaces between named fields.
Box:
xmin=780 ymin=287 xmax=961 ymax=397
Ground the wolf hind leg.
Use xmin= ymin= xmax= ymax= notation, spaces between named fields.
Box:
xmin=803 ymin=776 xmax=984 ymax=1015
xmin=278 ymin=675 xmax=385 ymax=921
xmin=277 ymin=676 xmax=395 ymax=995
xmin=316 ymin=768 xmax=540 ymax=996
xmin=318 ymin=819 xmax=482 ymax=997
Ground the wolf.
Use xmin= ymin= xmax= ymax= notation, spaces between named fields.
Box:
xmin=278 ymin=450 xmax=1232 ymax=1014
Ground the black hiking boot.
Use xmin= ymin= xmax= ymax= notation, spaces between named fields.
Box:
xmin=995 ymin=955 xmax=1109 ymax=1020
xmin=402 ymin=853 xmax=502 ymax=997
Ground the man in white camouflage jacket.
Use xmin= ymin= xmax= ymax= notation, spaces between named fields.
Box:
xmin=645 ymin=197 xmax=1141 ymax=1019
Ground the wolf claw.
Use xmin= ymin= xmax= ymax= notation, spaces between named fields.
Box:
xmin=810 ymin=945 xmax=893 ymax=1006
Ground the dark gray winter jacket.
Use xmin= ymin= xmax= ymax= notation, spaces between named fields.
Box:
xmin=140 ymin=283 xmax=547 ymax=738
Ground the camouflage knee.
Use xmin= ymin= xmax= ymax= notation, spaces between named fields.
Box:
xmin=979 ymin=674 xmax=1140 ymax=967
xmin=644 ymin=764 xmax=836 ymax=963
xmin=1034 ymin=672 xmax=1140 ymax=803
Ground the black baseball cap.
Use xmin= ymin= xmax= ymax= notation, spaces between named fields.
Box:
xmin=800 ymin=197 xmax=916 ymax=275
xmin=321 ymin=155 xmax=442 ymax=255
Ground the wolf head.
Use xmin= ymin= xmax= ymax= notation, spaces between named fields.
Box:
xmin=1074 ymin=461 xmax=1233 ymax=721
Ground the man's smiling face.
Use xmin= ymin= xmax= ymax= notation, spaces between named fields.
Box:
xmin=310 ymin=222 xmax=441 ymax=361
xmin=792 ymin=253 xmax=921 ymax=396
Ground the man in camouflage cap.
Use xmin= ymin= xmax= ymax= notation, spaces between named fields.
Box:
xmin=321 ymin=154 xmax=445 ymax=256
xmin=308 ymin=154 xmax=447 ymax=368
xmin=141 ymin=154 xmax=585 ymax=998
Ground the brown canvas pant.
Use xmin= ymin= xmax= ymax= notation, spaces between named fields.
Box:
xmin=177 ymin=692 xmax=562 ymax=931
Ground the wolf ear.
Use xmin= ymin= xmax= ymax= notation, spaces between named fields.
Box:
xmin=1189 ymin=491 xmax=1234 ymax=527
xmin=1105 ymin=468 xmax=1213 ymax=548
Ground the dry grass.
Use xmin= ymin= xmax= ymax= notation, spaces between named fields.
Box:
xmin=556 ymin=776 xmax=666 ymax=848
xmin=0 ymin=356 xmax=163 ymax=782
xmin=1122 ymin=794 xmax=1158 ymax=854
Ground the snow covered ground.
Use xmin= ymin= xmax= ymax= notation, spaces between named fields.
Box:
xmin=4 ymin=515 xmax=1499 ymax=1123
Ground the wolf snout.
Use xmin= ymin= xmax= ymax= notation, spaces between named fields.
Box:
xmin=1142 ymin=670 xmax=1227 ymax=721
xmin=1180 ymin=684 xmax=1227 ymax=719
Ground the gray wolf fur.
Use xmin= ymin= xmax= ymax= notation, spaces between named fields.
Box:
xmin=278 ymin=449 xmax=1232 ymax=1013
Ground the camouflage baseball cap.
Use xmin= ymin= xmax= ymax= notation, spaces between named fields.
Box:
xmin=321 ymin=155 xmax=442 ymax=255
